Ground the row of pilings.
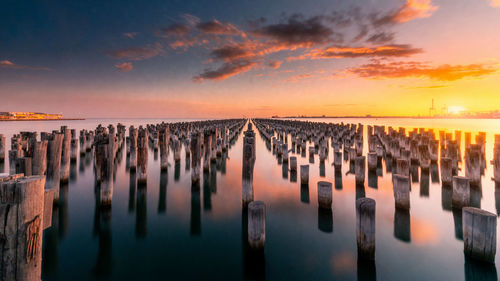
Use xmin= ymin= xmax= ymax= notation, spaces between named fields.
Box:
xmin=0 ymin=119 xmax=246 ymax=281
xmin=249 ymin=118 xmax=499 ymax=279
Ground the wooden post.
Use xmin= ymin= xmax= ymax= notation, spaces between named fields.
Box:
xmin=355 ymin=156 xmax=365 ymax=184
xmin=203 ymin=130 xmax=211 ymax=172
xmin=463 ymin=207 xmax=496 ymax=263
xmin=452 ymin=176 xmax=470 ymax=209
xmin=393 ymin=174 xmax=410 ymax=210
xmin=317 ymin=181 xmax=332 ymax=209
xmin=289 ymin=156 xmax=297 ymax=172
xmin=356 ymin=197 xmax=376 ymax=260
xmin=43 ymin=133 xmax=63 ymax=203
xmin=190 ymin=132 xmax=201 ymax=184
xmin=137 ymin=128 xmax=148 ymax=185
xmin=60 ymin=127 xmax=71 ymax=183
xmin=440 ymin=157 xmax=452 ymax=185
xmin=334 ymin=151 xmax=342 ymax=169
xmin=0 ymin=134 xmax=5 ymax=162
xmin=159 ymin=126 xmax=170 ymax=171
xmin=367 ymin=152 xmax=377 ymax=171
xmin=129 ymin=126 xmax=137 ymax=171
xmin=248 ymin=201 xmax=266 ymax=250
xmin=300 ymin=165 xmax=309 ymax=185
xmin=70 ymin=129 xmax=78 ymax=162
xmin=0 ymin=175 xmax=53 ymax=281
xmin=242 ymin=126 xmax=255 ymax=207
xmin=94 ymin=134 xmax=113 ymax=206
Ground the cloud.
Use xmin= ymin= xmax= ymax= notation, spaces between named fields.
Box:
xmin=157 ymin=23 xmax=191 ymax=37
xmin=196 ymin=19 xmax=242 ymax=35
xmin=193 ymin=59 xmax=256 ymax=81
xmin=373 ymin=0 xmax=438 ymax=26
xmin=0 ymin=60 xmax=50 ymax=71
xmin=210 ymin=44 xmax=255 ymax=62
xmin=346 ymin=61 xmax=497 ymax=81
xmin=123 ymin=32 xmax=138 ymax=39
xmin=285 ymin=73 xmax=313 ymax=82
xmin=366 ymin=32 xmax=394 ymax=44
xmin=491 ymin=0 xmax=500 ymax=7
xmin=311 ymin=44 xmax=422 ymax=59
xmin=268 ymin=59 xmax=282 ymax=69
xmin=252 ymin=14 xmax=342 ymax=47
xmin=108 ymin=43 xmax=162 ymax=60
xmin=115 ymin=62 xmax=133 ymax=72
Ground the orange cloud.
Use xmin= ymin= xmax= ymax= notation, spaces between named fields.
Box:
xmin=285 ymin=73 xmax=312 ymax=82
xmin=114 ymin=62 xmax=133 ymax=72
xmin=346 ymin=61 xmax=497 ymax=81
xmin=374 ymin=0 xmax=438 ymax=26
xmin=0 ymin=60 xmax=50 ymax=71
xmin=311 ymin=44 xmax=422 ymax=59
xmin=193 ymin=59 xmax=257 ymax=81
xmin=268 ymin=59 xmax=282 ymax=69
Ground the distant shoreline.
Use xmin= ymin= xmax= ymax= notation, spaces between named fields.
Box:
xmin=0 ymin=118 xmax=85 ymax=121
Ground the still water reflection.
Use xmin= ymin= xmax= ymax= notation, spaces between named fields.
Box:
xmin=0 ymin=117 xmax=499 ymax=281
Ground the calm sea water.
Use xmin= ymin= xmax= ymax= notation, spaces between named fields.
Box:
xmin=1 ymin=117 xmax=500 ymax=281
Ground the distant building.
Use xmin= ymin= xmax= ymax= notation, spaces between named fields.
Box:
xmin=0 ymin=112 xmax=62 ymax=120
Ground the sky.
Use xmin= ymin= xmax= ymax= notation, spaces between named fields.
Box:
xmin=1 ymin=0 xmax=500 ymax=118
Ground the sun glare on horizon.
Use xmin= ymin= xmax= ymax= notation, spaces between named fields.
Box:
xmin=447 ymin=105 xmax=466 ymax=115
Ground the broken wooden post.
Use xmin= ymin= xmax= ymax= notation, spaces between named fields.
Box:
xmin=356 ymin=197 xmax=376 ymax=260
xmin=60 ymin=126 xmax=71 ymax=183
xmin=190 ymin=132 xmax=201 ymax=185
xmin=0 ymin=175 xmax=53 ymax=281
xmin=159 ymin=126 xmax=170 ymax=171
xmin=355 ymin=156 xmax=365 ymax=185
xmin=129 ymin=126 xmax=137 ymax=171
xmin=70 ymin=129 xmax=78 ymax=162
xmin=203 ymin=130 xmax=211 ymax=172
xmin=94 ymin=134 xmax=113 ymax=206
xmin=334 ymin=151 xmax=342 ymax=170
xmin=452 ymin=176 xmax=470 ymax=209
xmin=15 ymin=157 xmax=32 ymax=176
xmin=463 ymin=207 xmax=496 ymax=263
xmin=300 ymin=165 xmax=309 ymax=185
xmin=242 ymin=125 xmax=256 ymax=207
xmin=0 ymin=134 xmax=5 ymax=162
xmin=367 ymin=152 xmax=377 ymax=171
xmin=248 ymin=201 xmax=266 ymax=250
xmin=43 ymin=132 xmax=63 ymax=203
xmin=393 ymin=174 xmax=410 ymax=210
xmin=137 ymin=128 xmax=148 ymax=185
xmin=317 ymin=181 xmax=332 ymax=209
xmin=440 ymin=157 xmax=452 ymax=186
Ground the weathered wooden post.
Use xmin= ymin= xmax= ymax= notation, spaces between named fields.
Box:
xmin=465 ymin=146 xmax=481 ymax=186
xmin=44 ymin=132 xmax=63 ymax=203
xmin=159 ymin=126 xmax=170 ymax=171
xmin=317 ymin=181 xmax=332 ymax=209
xmin=190 ymin=132 xmax=201 ymax=185
xmin=15 ymin=157 xmax=32 ymax=176
xmin=393 ymin=174 xmax=410 ymax=210
xmin=137 ymin=128 xmax=148 ymax=185
xmin=94 ymin=134 xmax=113 ymax=206
xmin=79 ymin=130 xmax=86 ymax=156
xmin=31 ymin=141 xmax=47 ymax=177
xmin=356 ymin=197 xmax=376 ymax=260
xmin=463 ymin=207 xmax=496 ymax=263
xmin=0 ymin=175 xmax=54 ymax=281
xmin=395 ymin=159 xmax=409 ymax=177
xmin=129 ymin=126 xmax=137 ymax=171
xmin=355 ymin=156 xmax=365 ymax=185
xmin=60 ymin=126 xmax=71 ymax=183
xmin=441 ymin=157 xmax=453 ymax=185
xmin=203 ymin=130 xmax=211 ymax=172
xmin=70 ymin=129 xmax=78 ymax=162
xmin=9 ymin=149 xmax=23 ymax=175
xmin=334 ymin=151 xmax=342 ymax=170
xmin=300 ymin=165 xmax=309 ymax=185
xmin=0 ymin=134 xmax=5 ymax=162
xmin=452 ymin=176 xmax=470 ymax=208
xmin=248 ymin=201 xmax=266 ymax=250
xmin=242 ymin=125 xmax=256 ymax=206
xmin=367 ymin=152 xmax=377 ymax=171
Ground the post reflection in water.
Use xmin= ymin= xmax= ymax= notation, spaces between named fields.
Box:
xmin=357 ymin=257 xmax=377 ymax=281
xmin=191 ymin=183 xmax=201 ymax=236
xmin=242 ymin=207 xmax=266 ymax=281
xmin=393 ymin=208 xmax=411 ymax=242
xmin=158 ymin=170 xmax=168 ymax=214
xmin=93 ymin=206 xmax=112 ymax=277
xmin=128 ymin=171 xmax=136 ymax=213
xmin=203 ymin=171 xmax=212 ymax=211
xmin=317 ymin=207 xmax=333 ymax=233
xmin=420 ymin=171 xmax=429 ymax=197
xmin=136 ymin=184 xmax=147 ymax=238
